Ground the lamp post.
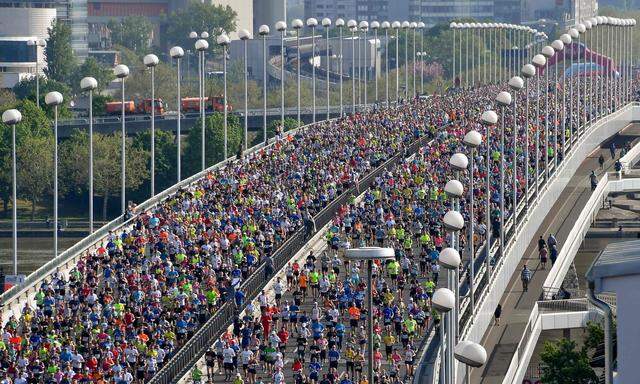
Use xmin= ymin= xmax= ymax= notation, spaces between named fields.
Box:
xmin=463 ymin=129 xmax=482 ymax=320
xmin=239 ymin=29 xmax=251 ymax=152
xmin=217 ymin=33 xmax=231 ymax=160
xmin=567 ymin=28 xmax=578 ymax=145
xmin=433 ymin=288 xmax=455 ymax=384
xmin=411 ymin=21 xmax=417 ymax=96
xmin=336 ymin=18 xmax=345 ymax=117
xmin=322 ymin=18 xmax=332 ymax=120
xmin=2 ymin=109 xmax=21 ymax=275
xmin=189 ymin=31 xmax=198 ymax=85
xmin=143 ymin=54 xmax=159 ymax=197
xmin=559 ymin=34 xmax=571 ymax=156
xmin=443 ymin=181 xmax=464 ymax=337
xmin=114 ymin=64 xmax=129 ymax=216
xmin=520 ymin=64 xmax=535 ymax=209
xmin=382 ymin=22 xmax=390 ymax=106
xmin=393 ymin=21 xmax=401 ymax=102
xmin=418 ymin=22 xmax=425 ymax=93
xmin=583 ymin=20 xmax=592 ymax=128
xmin=292 ymin=19 xmax=303 ymax=126
xmin=541 ymin=45 xmax=554 ymax=178
xmin=348 ymin=19 xmax=357 ymax=113
xmin=345 ymin=247 xmax=395 ymax=384
xmin=45 ymin=91 xmax=63 ymax=258
xmin=169 ymin=47 xmax=184 ymax=182
xmin=455 ymin=340 xmax=488 ymax=384
xmin=576 ymin=23 xmax=586 ymax=138
xmin=27 ymin=39 xmax=46 ymax=108
xmin=359 ymin=21 xmax=369 ymax=109
xmin=402 ymin=21 xmax=410 ymax=99
xmin=371 ymin=21 xmax=380 ymax=103
xmin=532 ymin=54 xmax=546 ymax=199
xmin=480 ymin=110 xmax=497 ymax=278
xmin=551 ymin=40 xmax=564 ymax=168
xmin=194 ymin=38 xmax=208 ymax=171
xmin=495 ymin=91 xmax=512 ymax=261
xmin=307 ymin=18 xmax=318 ymax=123
xmin=80 ymin=77 xmax=97 ymax=232
xmin=276 ymin=21 xmax=287 ymax=129
xmin=258 ymin=26 xmax=270 ymax=144
xmin=451 ymin=22 xmax=457 ymax=88
xmin=508 ymin=77 xmax=523 ymax=224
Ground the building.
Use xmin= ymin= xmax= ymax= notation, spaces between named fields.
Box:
xmin=253 ymin=0 xmax=285 ymax=33
xmin=409 ymin=0 xmax=494 ymax=27
xmin=523 ymin=0 xmax=598 ymax=25
xmin=494 ymin=0 xmax=523 ymax=23
xmin=0 ymin=2 xmax=57 ymax=87
xmin=304 ymin=0 xmax=356 ymax=21
xmin=211 ymin=0 xmax=253 ymax=38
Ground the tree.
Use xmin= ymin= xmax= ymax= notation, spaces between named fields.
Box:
xmin=44 ymin=20 xmax=77 ymax=83
xmin=61 ymin=130 xmax=149 ymax=220
xmin=108 ymin=16 xmax=153 ymax=53
xmin=13 ymin=77 xmax=73 ymax=119
xmin=70 ymin=57 xmax=115 ymax=94
xmin=540 ymin=338 xmax=598 ymax=384
xmin=268 ymin=117 xmax=299 ymax=139
xmin=0 ymin=100 xmax=51 ymax=217
xmin=132 ymin=129 xmax=177 ymax=195
xmin=183 ymin=112 xmax=241 ymax=177
xmin=162 ymin=1 xmax=237 ymax=48
xmin=16 ymin=135 xmax=54 ymax=220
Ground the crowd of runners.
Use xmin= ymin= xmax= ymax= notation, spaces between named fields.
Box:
xmin=0 ymin=72 xmax=633 ymax=384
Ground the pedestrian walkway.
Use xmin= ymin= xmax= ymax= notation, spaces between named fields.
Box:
xmin=473 ymin=124 xmax=640 ymax=384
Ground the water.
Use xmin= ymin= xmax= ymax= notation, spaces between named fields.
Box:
xmin=0 ymin=237 xmax=82 ymax=275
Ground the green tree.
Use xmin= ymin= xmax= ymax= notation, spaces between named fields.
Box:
xmin=60 ymin=130 xmax=149 ymax=220
xmin=162 ymin=1 xmax=237 ymax=48
xmin=132 ymin=129 xmax=177 ymax=194
xmin=183 ymin=112 xmax=241 ymax=176
xmin=12 ymin=77 xmax=73 ymax=119
xmin=44 ymin=20 xmax=77 ymax=83
xmin=108 ymin=16 xmax=153 ymax=53
xmin=0 ymin=100 xmax=51 ymax=217
xmin=268 ymin=117 xmax=299 ymax=139
xmin=16 ymin=135 xmax=54 ymax=220
xmin=540 ymin=338 xmax=598 ymax=384
xmin=70 ymin=57 xmax=115 ymax=94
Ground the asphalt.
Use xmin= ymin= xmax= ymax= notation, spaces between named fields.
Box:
xmin=473 ymin=123 xmax=640 ymax=384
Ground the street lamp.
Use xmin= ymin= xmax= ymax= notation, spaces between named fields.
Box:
xmin=27 ymin=38 xmax=46 ymax=108
xmin=455 ymin=340 xmax=487 ymax=384
xmin=292 ymin=18 xmax=304 ymax=127
xmin=433 ymin=287 xmax=455 ymax=384
xmin=113 ymin=64 xmax=129 ymax=216
xmin=336 ymin=18 xmax=345 ymax=117
xmin=348 ymin=19 xmax=358 ymax=113
xmin=371 ymin=21 xmax=380 ymax=103
xmin=381 ymin=21 xmax=390 ymax=106
xmin=194 ymin=38 xmax=209 ymax=171
xmin=2 ymin=109 xmax=21 ymax=275
xmin=345 ymin=247 xmax=395 ymax=384
xmin=559 ymin=33 xmax=572 ymax=154
xmin=463 ymin=129 xmax=482 ymax=320
xmin=551 ymin=40 xmax=564 ymax=168
xmin=451 ymin=22 xmax=458 ymax=88
xmin=239 ymin=29 xmax=251 ymax=152
xmin=576 ymin=23 xmax=586 ymax=137
xmin=480 ymin=110 xmax=497 ymax=278
xmin=402 ymin=21 xmax=410 ymax=98
xmin=322 ymin=18 xmax=332 ymax=120
xmin=508 ymin=76 xmax=523 ymax=223
xmin=275 ymin=21 xmax=287 ymax=129
xmin=307 ymin=17 xmax=318 ymax=123
xmin=189 ymin=31 xmax=198 ymax=84
xmin=216 ymin=33 xmax=231 ymax=160
xmin=520 ymin=64 xmax=535 ymax=208
xmin=359 ymin=21 xmax=369 ymax=109
xmin=258 ymin=25 xmax=270 ymax=144
xmin=80 ymin=77 xmax=98 ymax=233
xmin=541 ymin=45 xmax=554 ymax=179
xmin=392 ymin=21 xmax=401 ymax=102
xmin=169 ymin=46 xmax=184 ymax=182
xmin=418 ymin=22 xmax=425 ymax=94
xmin=45 ymin=91 xmax=63 ymax=258
xmin=495 ymin=91 xmax=512 ymax=262
xmin=143 ymin=53 xmax=159 ymax=197
xmin=532 ymin=54 xmax=546 ymax=197
xmin=410 ymin=21 xmax=417 ymax=96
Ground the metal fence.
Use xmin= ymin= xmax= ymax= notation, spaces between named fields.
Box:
xmin=147 ymin=133 xmax=430 ymax=384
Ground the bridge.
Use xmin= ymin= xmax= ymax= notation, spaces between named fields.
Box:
xmin=0 ymin=15 xmax=637 ymax=384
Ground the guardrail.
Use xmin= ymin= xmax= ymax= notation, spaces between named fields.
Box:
xmin=420 ymin=102 xmax=639 ymax=383
xmin=541 ymin=172 xmax=611 ymax=297
xmin=148 ymin=133 xmax=431 ymax=384
xmin=0 ymin=111 xmax=349 ymax=323
xmin=502 ymin=296 xmax=614 ymax=384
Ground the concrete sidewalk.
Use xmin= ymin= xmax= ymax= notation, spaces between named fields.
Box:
xmin=473 ymin=125 xmax=640 ymax=384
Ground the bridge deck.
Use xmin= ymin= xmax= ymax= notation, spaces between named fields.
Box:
xmin=474 ymin=123 xmax=640 ymax=384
